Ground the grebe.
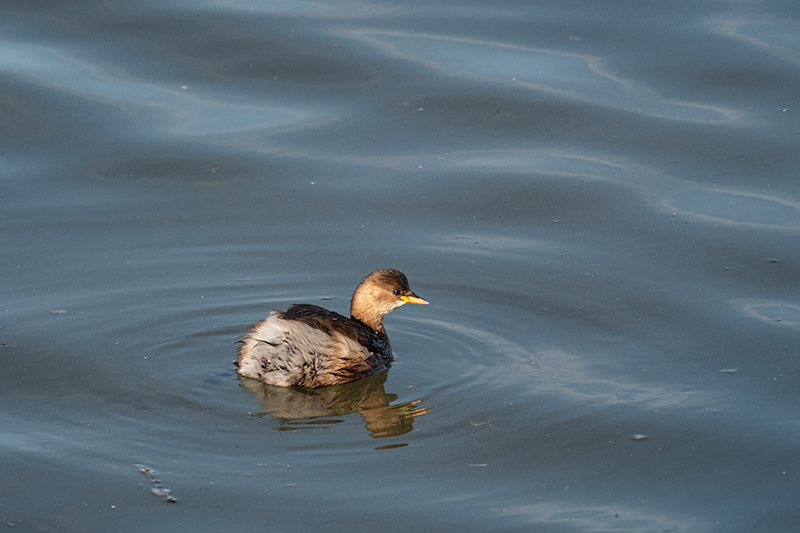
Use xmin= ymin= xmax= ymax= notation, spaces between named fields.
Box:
xmin=236 ymin=269 xmax=428 ymax=388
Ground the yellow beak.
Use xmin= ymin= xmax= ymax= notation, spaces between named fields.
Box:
xmin=400 ymin=295 xmax=429 ymax=305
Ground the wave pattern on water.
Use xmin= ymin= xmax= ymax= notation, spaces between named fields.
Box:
xmin=2 ymin=1 xmax=800 ymax=531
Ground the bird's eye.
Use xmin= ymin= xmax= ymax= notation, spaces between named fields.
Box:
xmin=393 ymin=289 xmax=400 ymax=295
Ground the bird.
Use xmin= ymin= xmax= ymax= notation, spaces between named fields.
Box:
xmin=236 ymin=269 xmax=428 ymax=388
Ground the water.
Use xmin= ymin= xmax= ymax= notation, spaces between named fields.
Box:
xmin=2 ymin=1 xmax=800 ymax=531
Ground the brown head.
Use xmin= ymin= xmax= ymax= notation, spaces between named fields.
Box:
xmin=350 ymin=269 xmax=428 ymax=332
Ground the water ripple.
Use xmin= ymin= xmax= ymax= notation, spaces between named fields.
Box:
xmin=343 ymin=29 xmax=739 ymax=123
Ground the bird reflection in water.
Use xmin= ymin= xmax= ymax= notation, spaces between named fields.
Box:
xmin=239 ymin=370 xmax=429 ymax=439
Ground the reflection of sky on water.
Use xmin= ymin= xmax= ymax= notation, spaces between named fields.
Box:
xmin=337 ymin=147 xmax=800 ymax=235
xmin=346 ymin=30 xmax=739 ymax=123
xmin=0 ymin=42 xmax=321 ymax=140
xmin=732 ymin=300 xmax=800 ymax=329
xmin=496 ymin=503 xmax=699 ymax=533
xmin=668 ymin=189 xmax=800 ymax=232
xmin=404 ymin=317 xmax=713 ymax=412
xmin=711 ymin=15 xmax=800 ymax=67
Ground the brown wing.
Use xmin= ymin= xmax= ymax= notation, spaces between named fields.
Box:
xmin=280 ymin=304 xmax=392 ymax=365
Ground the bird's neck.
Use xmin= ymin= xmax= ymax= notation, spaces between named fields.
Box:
xmin=350 ymin=291 xmax=386 ymax=332
xmin=351 ymin=308 xmax=385 ymax=334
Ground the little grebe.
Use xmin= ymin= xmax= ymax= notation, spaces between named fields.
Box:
xmin=236 ymin=269 xmax=428 ymax=388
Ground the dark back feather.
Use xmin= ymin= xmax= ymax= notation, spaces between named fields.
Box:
xmin=279 ymin=304 xmax=392 ymax=364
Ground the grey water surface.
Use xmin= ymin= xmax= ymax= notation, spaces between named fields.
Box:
xmin=2 ymin=1 xmax=800 ymax=532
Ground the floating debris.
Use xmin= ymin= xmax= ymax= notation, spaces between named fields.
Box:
xmin=136 ymin=464 xmax=177 ymax=503
xmin=470 ymin=418 xmax=500 ymax=430
xmin=719 ymin=368 xmax=739 ymax=373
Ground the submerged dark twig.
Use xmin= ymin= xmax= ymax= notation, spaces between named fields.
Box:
xmin=136 ymin=464 xmax=177 ymax=503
